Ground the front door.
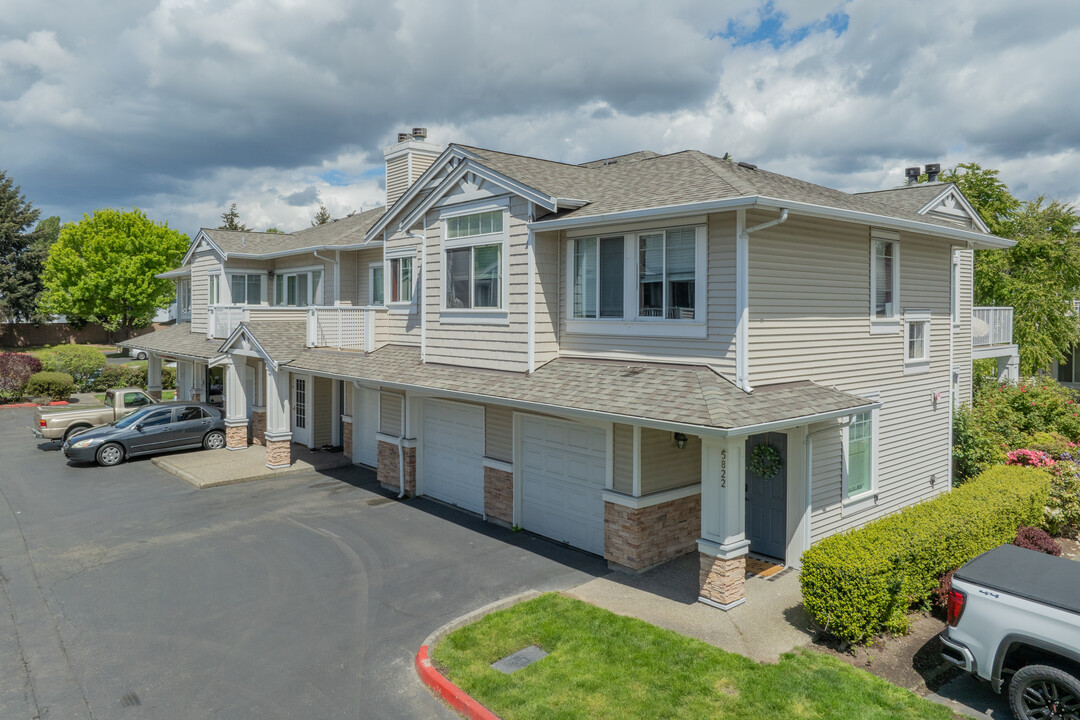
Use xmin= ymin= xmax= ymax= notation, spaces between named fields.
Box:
xmin=745 ymin=432 xmax=787 ymax=561
xmin=292 ymin=375 xmax=311 ymax=447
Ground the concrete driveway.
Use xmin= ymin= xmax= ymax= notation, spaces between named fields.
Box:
xmin=0 ymin=408 xmax=607 ymax=719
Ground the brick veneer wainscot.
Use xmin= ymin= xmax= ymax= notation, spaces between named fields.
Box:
xmin=225 ymin=424 xmax=247 ymax=450
xmin=377 ymin=440 xmax=415 ymax=495
xmin=342 ymin=420 xmax=353 ymax=460
xmin=604 ymin=493 xmax=701 ymax=571
xmin=266 ymin=439 xmax=292 ymax=468
xmin=251 ymin=411 xmax=267 ymax=446
xmin=699 ymin=553 xmax=746 ymax=607
xmin=483 ymin=466 xmax=513 ymax=524
xmin=148 ymin=389 xmax=162 ymax=400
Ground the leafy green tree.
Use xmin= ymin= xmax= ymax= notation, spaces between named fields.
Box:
xmin=933 ymin=164 xmax=1080 ymax=374
xmin=0 ymin=170 xmax=53 ymax=322
xmin=219 ymin=203 xmax=249 ymax=231
xmin=311 ymin=204 xmax=331 ymax=226
xmin=264 ymin=227 xmax=285 ymax=234
xmin=39 ymin=208 xmax=189 ymax=333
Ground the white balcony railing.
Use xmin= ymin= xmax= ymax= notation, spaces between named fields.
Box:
xmin=306 ymin=306 xmax=378 ymax=352
xmin=972 ymin=306 xmax=1013 ymax=347
xmin=206 ymin=305 xmax=309 ymax=339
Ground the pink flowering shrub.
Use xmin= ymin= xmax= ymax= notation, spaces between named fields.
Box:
xmin=1006 ymin=449 xmax=1056 ymax=468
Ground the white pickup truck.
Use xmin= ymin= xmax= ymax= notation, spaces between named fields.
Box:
xmin=940 ymin=543 xmax=1080 ymax=720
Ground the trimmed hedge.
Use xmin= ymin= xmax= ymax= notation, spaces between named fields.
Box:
xmin=800 ymin=465 xmax=1050 ymax=643
xmin=87 ymin=363 xmax=176 ymax=392
xmin=40 ymin=345 xmax=106 ymax=392
xmin=0 ymin=352 xmax=44 ymax=403
xmin=24 ymin=372 xmax=76 ymax=401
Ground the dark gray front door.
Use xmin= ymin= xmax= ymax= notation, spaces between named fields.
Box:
xmin=745 ymin=432 xmax=787 ymax=561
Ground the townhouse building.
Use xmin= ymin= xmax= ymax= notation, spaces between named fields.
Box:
xmin=124 ymin=131 xmax=1017 ymax=609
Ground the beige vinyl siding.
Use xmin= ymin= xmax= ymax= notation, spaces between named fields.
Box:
xmin=383 ymin=226 xmax=422 ymax=346
xmin=484 ymin=405 xmax=513 ymax=461
xmin=386 ymin=156 xmax=410 ymax=207
xmin=338 ymin=251 xmax=357 ymax=305
xmin=424 ymin=196 xmax=531 ymax=372
xmin=379 ymin=390 xmax=403 ymax=435
xmin=190 ymin=249 xmax=222 ymax=334
xmin=245 ymin=307 xmax=308 ymax=322
xmin=347 ymin=247 xmax=383 ymax=307
xmin=640 ymin=428 xmax=701 ymax=494
xmin=747 ymin=213 xmax=954 ymax=540
xmin=533 ymin=230 xmax=562 ymax=366
xmin=612 ymin=423 xmax=633 ymax=494
xmin=556 ymin=211 xmax=736 ymax=372
xmin=954 ymin=249 xmax=974 ymax=404
xmin=312 ymin=376 xmax=333 ymax=447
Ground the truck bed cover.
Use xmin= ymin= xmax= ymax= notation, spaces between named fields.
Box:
xmin=954 ymin=544 xmax=1080 ymax=615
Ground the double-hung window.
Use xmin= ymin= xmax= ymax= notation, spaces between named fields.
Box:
xmin=870 ymin=231 xmax=900 ymax=332
xmin=904 ymin=309 xmax=931 ymax=371
xmin=388 ymin=257 xmax=413 ymax=303
xmin=208 ymin=274 xmax=221 ymax=306
xmin=573 ymin=236 xmax=624 ymax=318
xmin=273 ymin=269 xmax=322 ymax=307
xmin=442 ymin=206 xmax=506 ymax=312
xmin=638 ymin=227 xmax=697 ymax=319
xmin=229 ymin=273 xmax=263 ymax=305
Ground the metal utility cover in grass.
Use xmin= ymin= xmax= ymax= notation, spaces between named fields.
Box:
xmin=491 ymin=645 xmax=548 ymax=674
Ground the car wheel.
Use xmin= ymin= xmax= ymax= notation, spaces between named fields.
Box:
xmin=203 ymin=430 xmax=226 ymax=450
xmin=63 ymin=424 xmax=91 ymax=442
xmin=96 ymin=443 xmax=124 ymax=467
xmin=137 ymin=352 xmax=147 ymax=360
xmin=1009 ymin=664 xmax=1080 ymax=720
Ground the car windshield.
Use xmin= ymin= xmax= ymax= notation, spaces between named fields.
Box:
xmin=113 ymin=407 xmax=157 ymax=429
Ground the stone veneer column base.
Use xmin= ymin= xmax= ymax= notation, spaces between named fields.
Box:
xmin=251 ymin=410 xmax=267 ymax=446
xmin=698 ymin=553 xmax=746 ymax=610
xmin=377 ymin=440 xmax=415 ymax=496
xmin=342 ymin=420 xmax=353 ymax=460
xmin=225 ymin=424 xmax=248 ymax=450
xmin=191 ymin=392 xmax=201 ymax=402
xmin=483 ymin=466 xmax=513 ymax=524
xmin=148 ymin=389 xmax=163 ymax=400
xmin=265 ymin=439 xmax=292 ymax=469
xmin=603 ymin=494 xmax=701 ymax=572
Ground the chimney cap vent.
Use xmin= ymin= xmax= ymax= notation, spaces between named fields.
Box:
xmin=397 ymin=132 xmax=410 ymax=143
xmin=924 ymin=163 xmax=941 ymax=175
xmin=411 ymin=127 xmax=428 ymax=139
xmin=905 ymin=167 xmax=921 ymax=178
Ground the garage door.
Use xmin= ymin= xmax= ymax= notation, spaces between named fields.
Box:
xmin=421 ymin=399 xmax=485 ymax=514
xmin=520 ymin=416 xmax=607 ymax=555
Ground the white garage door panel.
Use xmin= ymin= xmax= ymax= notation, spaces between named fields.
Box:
xmin=422 ymin=400 xmax=485 ymax=514
xmin=520 ymin=416 xmax=607 ymax=555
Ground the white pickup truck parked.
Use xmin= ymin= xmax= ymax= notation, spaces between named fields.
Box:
xmin=940 ymin=543 xmax=1080 ymax=720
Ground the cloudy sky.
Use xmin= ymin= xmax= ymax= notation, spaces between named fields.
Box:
xmin=3 ymin=0 xmax=1079 ymax=237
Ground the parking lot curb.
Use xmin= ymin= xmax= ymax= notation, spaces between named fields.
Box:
xmin=1 ymin=400 xmax=70 ymax=410
xmin=415 ymin=590 xmax=542 ymax=720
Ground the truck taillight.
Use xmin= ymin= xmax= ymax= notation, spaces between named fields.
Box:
xmin=39 ymin=419 xmax=47 ymax=427
xmin=946 ymin=589 xmax=966 ymax=627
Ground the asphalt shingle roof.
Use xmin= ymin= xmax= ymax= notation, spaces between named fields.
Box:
xmin=200 ymin=206 xmax=386 ymax=256
xmin=283 ymin=345 xmax=872 ymax=431
xmin=119 ymin=323 xmax=223 ymax=360
xmin=237 ymin=320 xmax=308 ymax=366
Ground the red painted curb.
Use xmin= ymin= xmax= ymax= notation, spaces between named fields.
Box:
xmin=0 ymin=400 xmax=70 ymax=409
xmin=415 ymin=645 xmax=500 ymax=720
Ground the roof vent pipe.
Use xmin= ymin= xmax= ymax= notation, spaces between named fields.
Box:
xmin=397 ymin=132 xmax=410 ymax=143
xmin=905 ymin=167 xmax=921 ymax=185
xmin=925 ymin=163 xmax=941 ymax=183
xmin=411 ymin=127 xmax=427 ymax=141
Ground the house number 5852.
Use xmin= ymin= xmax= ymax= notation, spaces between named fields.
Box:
xmin=720 ymin=449 xmax=727 ymax=488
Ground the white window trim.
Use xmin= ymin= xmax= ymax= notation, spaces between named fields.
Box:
xmin=904 ymin=309 xmax=931 ymax=373
xmin=225 ymin=269 xmax=269 ymax=306
xmin=841 ymin=392 xmax=880 ymax=517
xmin=869 ymin=230 xmax=900 ymax=334
xmin=368 ymin=262 xmax=385 ymax=307
xmin=564 ymin=224 xmax=708 ymax=339
xmin=951 ymin=252 xmax=961 ymax=327
xmin=271 ymin=266 xmax=323 ymax=307
xmin=439 ymin=200 xmax=510 ymax=320
xmin=208 ymin=272 xmax=222 ymax=307
xmin=384 ymin=249 xmax=417 ymax=313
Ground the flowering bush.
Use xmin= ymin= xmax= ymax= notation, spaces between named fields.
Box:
xmin=0 ymin=353 xmax=44 ymax=403
xmin=1014 ymin=525 xmax=1062 ymax=556
xmin=1006 ymin=448 xmax=1056 ymax=468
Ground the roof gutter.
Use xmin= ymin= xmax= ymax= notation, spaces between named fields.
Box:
xmin=527 ymin=195 xmax=1013 ymax=248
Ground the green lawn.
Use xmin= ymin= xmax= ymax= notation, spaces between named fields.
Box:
xmin=431 ymin=594 xmax=955 ymax=720
xmin=12 ymin=343 xmax=121 ymax=358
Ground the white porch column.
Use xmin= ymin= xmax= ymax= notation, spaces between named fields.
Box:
xmin=997 ymin=353 xmax=1020 ymax=382
xmin=147 ymin=354 xmax=163 ymax=400
xmin=698 ymin=436 xmax=750 ymax=610
xmin=223 ymin=359 xmax=248 ymax=450
xmin=176 ymin=361 xmax=192 ymax=402
xmin=191 ymin=361 xmax=205 ymax=402
xmin=265 ymin=366 xmax=292 ymax=469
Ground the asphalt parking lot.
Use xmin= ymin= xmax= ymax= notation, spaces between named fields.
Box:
xmin=0 ymin=408 xmax=607 ymax=719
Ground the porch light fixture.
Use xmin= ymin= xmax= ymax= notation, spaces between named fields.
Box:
xmin=674 ymin=432 xmax=688 ymax=450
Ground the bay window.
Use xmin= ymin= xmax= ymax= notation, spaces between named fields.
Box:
xmin=272 ymin=269 xmax=322 ymax=307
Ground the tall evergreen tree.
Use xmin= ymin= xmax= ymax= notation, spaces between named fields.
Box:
xmin=0 ymin=170 xmax=50 ymax=322
xmin=311 ymin=204 xmax=332 ymax=226
xmin=219 ymin=203 xmax=249 ymax=231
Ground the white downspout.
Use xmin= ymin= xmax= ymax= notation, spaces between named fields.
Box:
xmin=804 ymin=416 xmax=851 ymax=554
xmin=736 ymin=208 xmax=789 ymax=393
xmin=398 ymin=394 xmax=407 ymax=499
xmin=405 ymin=223 xmax=426 ymax=363
xmin=527 ymin=203 xmax=536 ymax=373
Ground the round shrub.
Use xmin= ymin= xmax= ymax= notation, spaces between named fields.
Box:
xmin=1013 ymin=525 xmax=1062 ymax=556
xmin=953 ymin=405 xmax=1005 ymax=483
xmin=40 ymin=345 xmax=107 ymax=392
xmin=120 ymin=364 xmax=147 ymax=388
xmin=1023 ymin=431 xmax=1075 ymax=459
xmin=88 ymin=364 xmax=124 ymax=392
xmin=24 ymin=371 xmax=76 ymax=402
xmin=800 ymin=465 xmax=1050 ymax=643
xmin=1046 ymin=462 xmax=1080 ymax=536
xmin=0 ymin=352 xmax=44 ymax=403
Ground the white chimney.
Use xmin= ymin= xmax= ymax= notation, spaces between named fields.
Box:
xmin=384 ymin=128 xmax=443 ymax=207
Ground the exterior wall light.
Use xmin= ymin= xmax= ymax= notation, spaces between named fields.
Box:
xmin=674 ymin=432 xmax=688 ymax=450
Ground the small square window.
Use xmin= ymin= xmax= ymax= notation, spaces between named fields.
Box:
xmin=906 ymin=317 xmax=930 ymax=363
